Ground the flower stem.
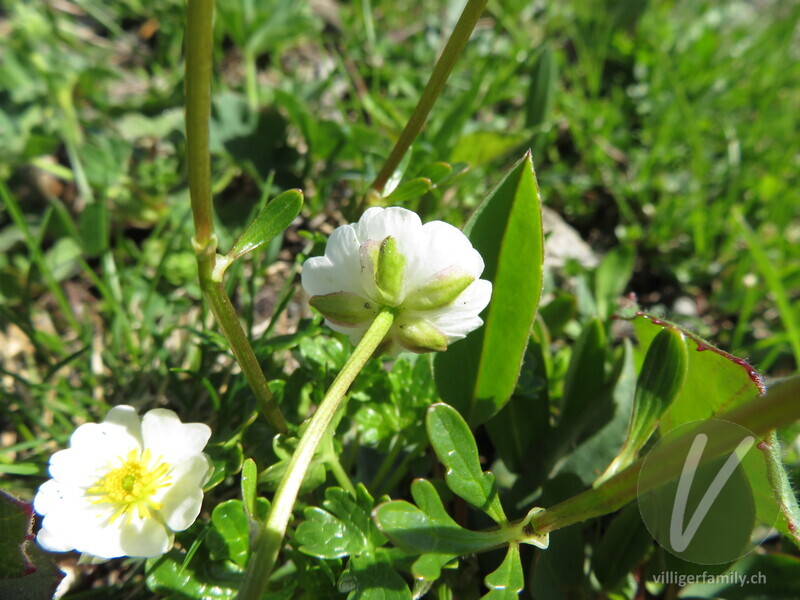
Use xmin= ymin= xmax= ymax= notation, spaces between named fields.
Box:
xmin=185 ymin=0 xmax=215 ymax=246
xmin=185 ymin=0 xmax=287 ymax=433
xmin=526 ymin=375 xmax=800 ymax=536
xmin=368 ymin=0 xmax=489 ymax=195
xmin=237 ymin=309 xmax=396 ymax=600
xmin=204 ymin=281 xmax=288 ymax=433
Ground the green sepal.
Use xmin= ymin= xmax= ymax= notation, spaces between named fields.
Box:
xmin=375 ymin=236 xmax=406 ymax=306
xmin=395 ymin=319 xmax=448 ymax=354
xmin=404 ymin=268 xmax=475 ymax=311
xmin=310 ymin=292 xmax=379 ymax=326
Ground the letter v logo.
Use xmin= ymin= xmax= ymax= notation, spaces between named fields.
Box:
xmin=669 ymin=433 xmax=755 ymax=552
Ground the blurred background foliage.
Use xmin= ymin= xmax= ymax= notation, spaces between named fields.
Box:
xmin=1 ymin=0 xmax=799 ymax=594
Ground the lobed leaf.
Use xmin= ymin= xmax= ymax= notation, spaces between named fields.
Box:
xmin=296 ymin=485 xmax=385 ymax=559
xmin=481 ymin=544 xmax=524 ymax=600
xmin=373 ymin=480 xmax=509 ymax=556
xmin=0 ymin=491 xmax=64 ymax=600
xmin=208 ymin=500 xmax=250 ymax=569
xmin=426 ymin=403 xmax=506 ymax=523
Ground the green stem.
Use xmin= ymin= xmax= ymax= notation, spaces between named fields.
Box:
xmin=368 ymin=0 xmax=488 ymax=195
xmin=325 ymin=448 xmax=357 ymax=497
xmin=185 ymin=0 xmax=215 ymax=246
xmin=243 ymin=50 xmax=259 ymax=111
xmin=369 ymin=433 xmax=403 ymax=492
xmin=237 ymin=309 xmax=396 ymax=600
xmin=185 ymin=0 xmax=287 ymax=433
xmin=527 ymin=375 xmax=800 ymax=536
xmin=204 ymin=281 xmax=288 ymax=432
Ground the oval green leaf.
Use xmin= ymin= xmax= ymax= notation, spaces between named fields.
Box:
xmin=227 ymin=188 xmax=303 ymax=260
xmin=434 ymin=151 xmax=544 ymax=426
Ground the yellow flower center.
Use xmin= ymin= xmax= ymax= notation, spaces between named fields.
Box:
xmin=88 ymin=449 xmax=172 ymax=523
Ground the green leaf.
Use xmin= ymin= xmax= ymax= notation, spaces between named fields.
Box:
xmin=481 ymin=544 xmax=524 ymax=600
xmin=383 ymin=177 xmax=432 ymax=204
xmin=208 ymin=500 xmax=250 ymax=569
xmin=78 ymin=202 xmax=109 ymax=257
xmin=204 ymin=441 xmax=243 ymax=491
xmin=296 ymin=485 xmax=385 ymax=559
xmin=485 ymin=339 xmax=550 ymax=474
xmin=0 ymin=491 xmax=64 ymax=600
xmin=678 ymin=552 xmax=800 ymax=599
xmin=451 ymin=131 xmax=528 ymax=167
xmin=598 ymin=327 xmax=688 ymax=481
xmin=559 ymin=317 xmax=606 ymax=427
xmin=530 ymin=526 xmax=587 ymax=600
xmin=632 ymin=313 xmax=800 ymax=547
xmin=763 ymin=427 xmax=800 ymax=548
xmin=525 ymin=44 xmax=557 ymax=130
xmin=426 ymin=403 xmax=506 ymax=524
xmin=338 ymin=552 xmax=411 ymax=600
xmin=594 ymin=245 xmax=635 ymax=319
xmin=146 ymin=549 xmax=239 ymax=599
xmin=628 ymin=327 xmax=688 ymax=449
xmin=553 ymin=340 xmax=636 ymax=485
xmin=241 ymin=458 xmax=257 ymax=520
xmin=411 ymin=553 xmax=458 ymax=582
xmin=591 ymin=504 xmax=653 ymax=590
xmin=373 ymin=480 xmax=509 ymax=556
xmin=538 ymin=293 xmax=576 ymax=338
xmin=227 ymin=188 xmax=303 ymax=260
xmin=259 ymin=433 xmax=327 ymax=493
xmin=435 ymin=151 xmax=544 ymax=426
xmin=0 ymin=491 xmax=35 ymax=579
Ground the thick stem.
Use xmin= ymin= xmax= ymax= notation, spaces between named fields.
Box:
xmin=237 ymin=310 xmax=396 ymax=600
xmin=185 ymin=0 xmax=287 ymax=433
xmin=369 ymin=0 xmax=489 ymax=195
xmin=527 ymin=375 xmax=800 ymax=536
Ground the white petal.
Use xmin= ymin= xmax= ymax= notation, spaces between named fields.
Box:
xmin=33 ymin=479 xmax=78 ymax=517
xmin=405 ymin=221 xmax=484 ymax=291
xmin=35 ymin=480 xmax=87 ymax=553
xmin=38 ymin=501 xmax=112 ymax=557
xmin=420 ymin=279 xmax=492 ymax=341
xmin=37 ymin=525 xmax=75 ymax=553
xmin=118 ymin=518 xmax=172 ymax=558
xmin=50 ymin=416 xmax=142 ymax=488
xmin=301 ymin=225 xmax=366 ymax=298
xmin=155 ymin=455 xmax=212 ymax=531
xmin=355 ymin=207 xmax=423 ymax=257
xmin=325 ymin=319 xmax=370 ymax=343
xmin=141 ymin=409 xmax=211 ymax=466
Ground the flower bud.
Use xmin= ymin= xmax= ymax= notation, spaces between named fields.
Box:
xmin=403 ymin=267 xmax=475 ymax=311
xmin=395 ymin=318 xmax=448 ymax=353
xmin=309 ymin=292 xmax=379 ymax=326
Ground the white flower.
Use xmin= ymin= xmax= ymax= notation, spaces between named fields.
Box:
xmin=34 ymin=406 xmax=212 ymax=561
xmin=302 ymin=207 xmax=492 ymax=354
